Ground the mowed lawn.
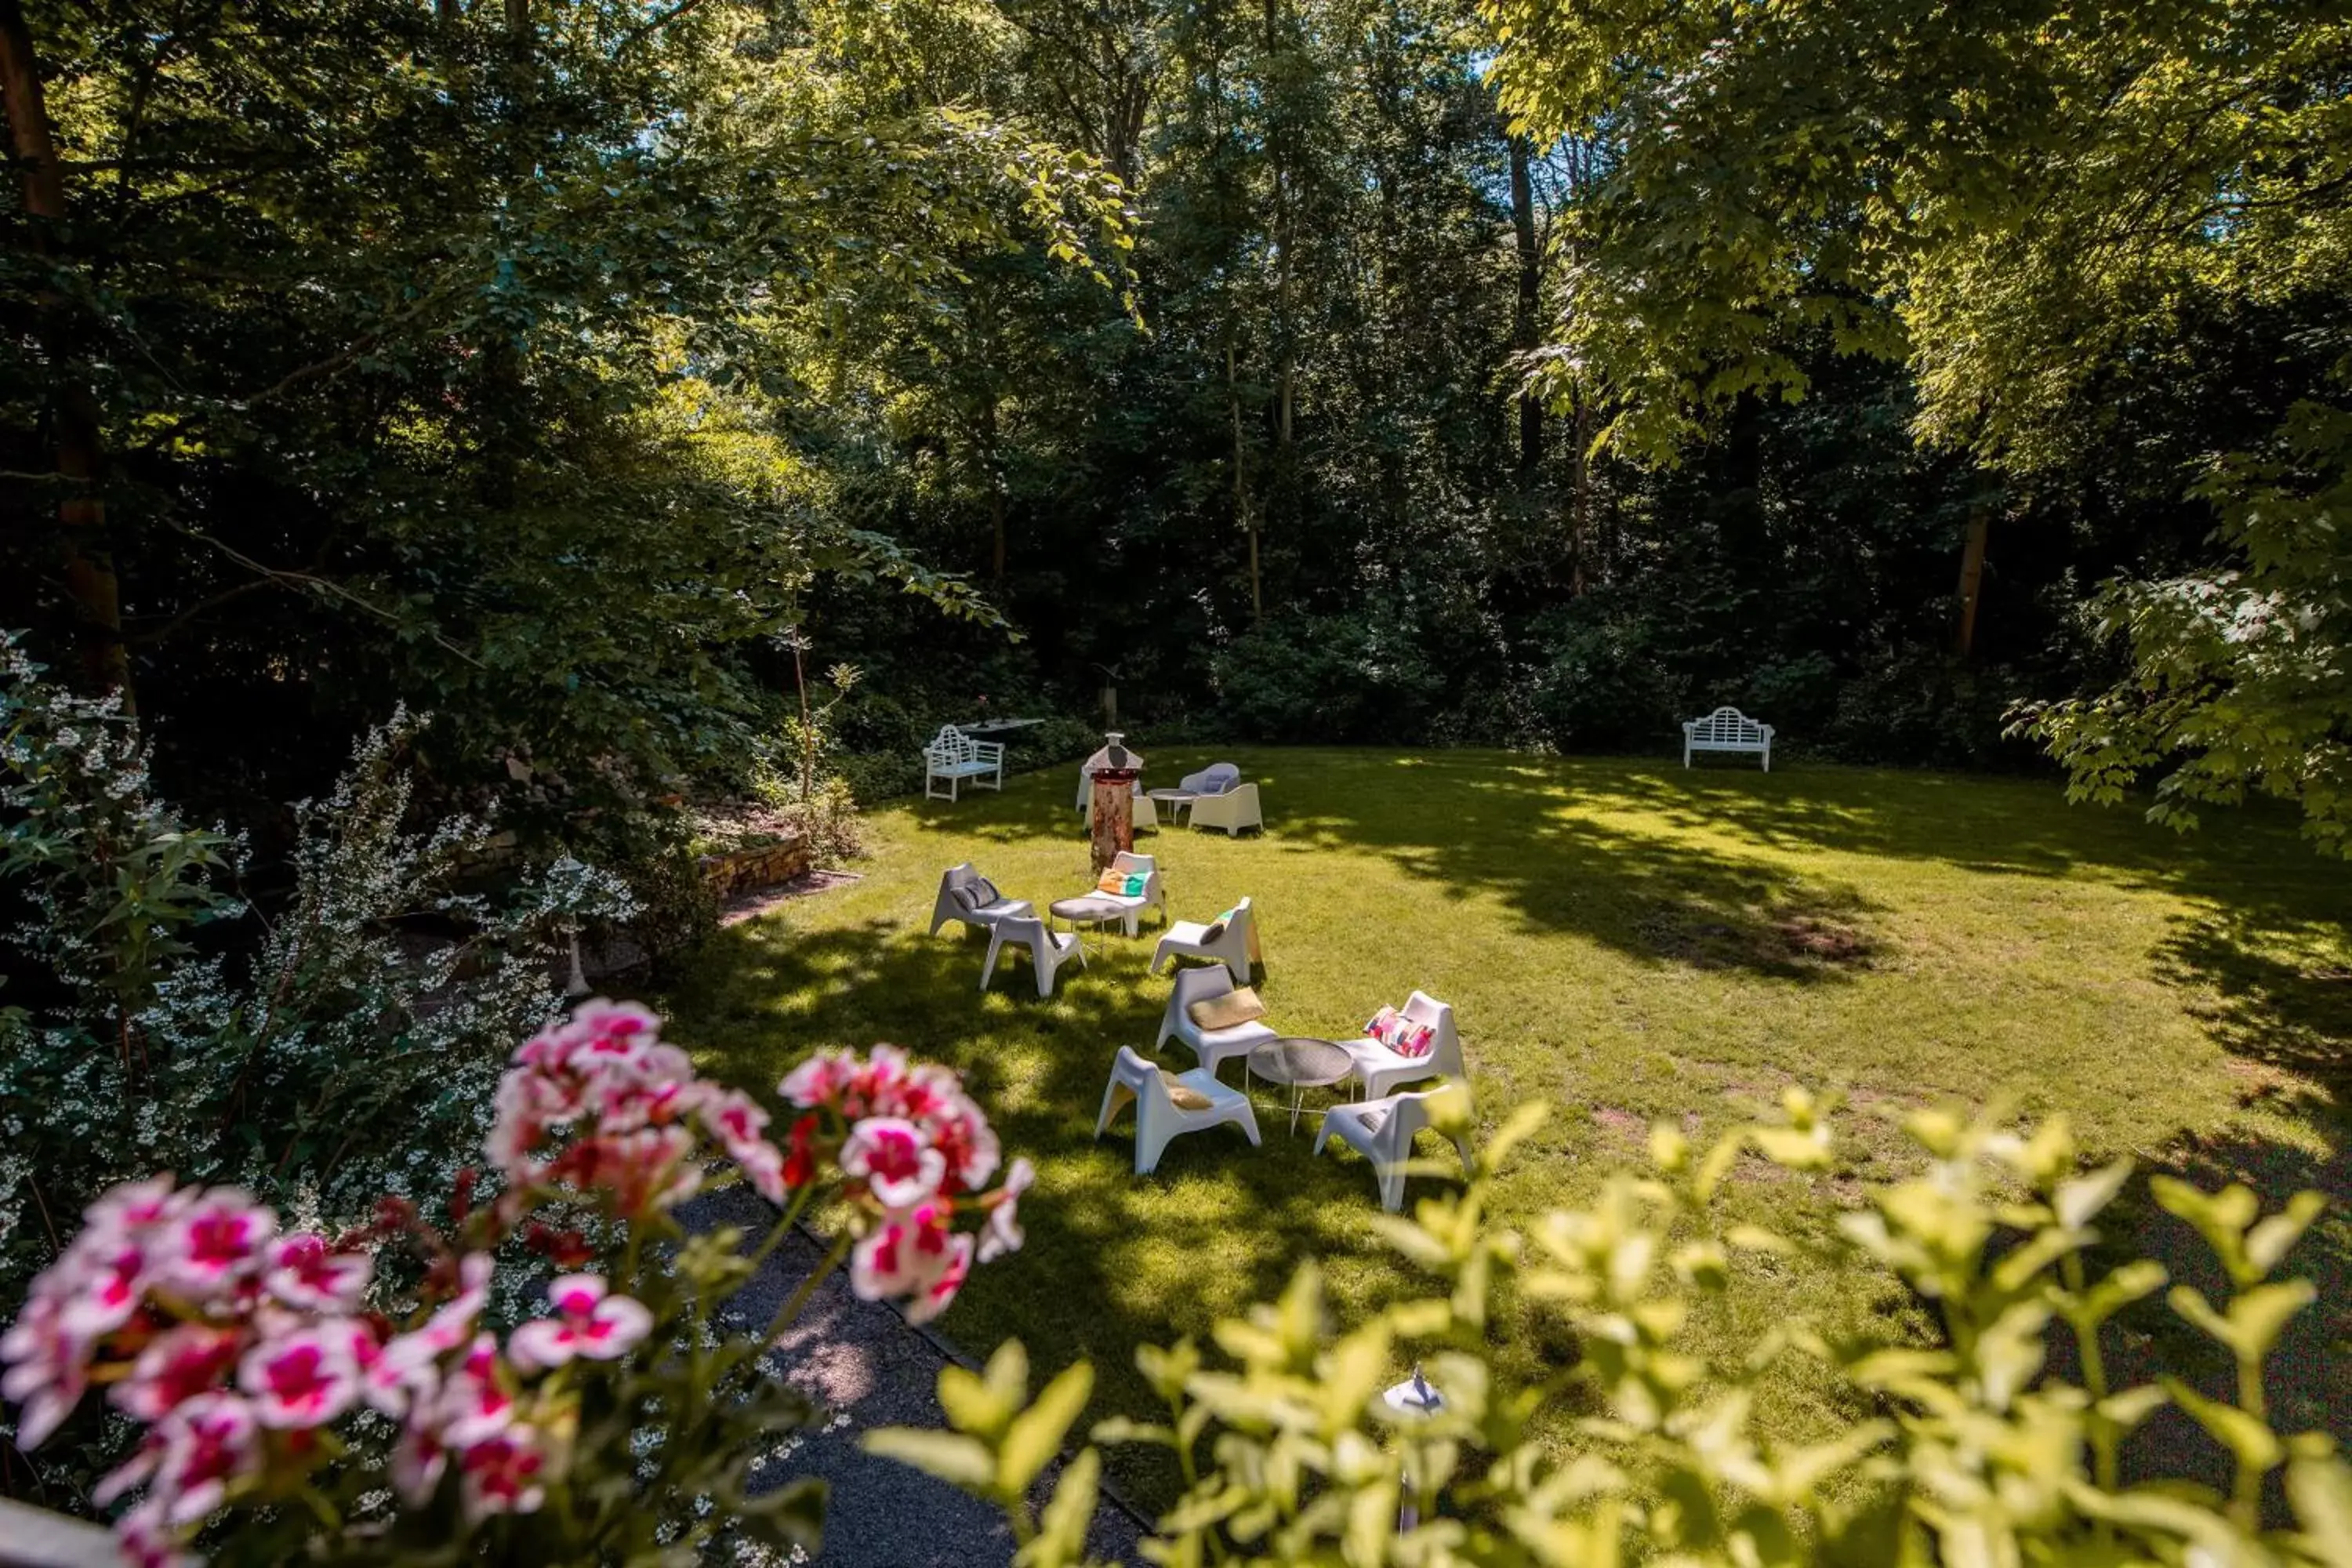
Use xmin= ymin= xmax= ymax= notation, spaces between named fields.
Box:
xmin=665 ymin=748 xmax=2352 ymax=1501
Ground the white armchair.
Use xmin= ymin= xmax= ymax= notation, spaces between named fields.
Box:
xmin=1094 ymin=850 xmax=1167 ymax=935
xmin=1156 ymin=965 xmax=1276 ymax=1080
xmin=1095 ymin=1046 xmax=1261 ymax=1175
xmin=1152 ymin=896 xmax=1261 ymax=983
xmin=1315 ymin=1088 xmax=1473 ymax=1211
xmin=1083 ymin=785 xmax=1159 ymax=833
xmin=980 ymin=915 xmax=1086 ymax=998
xmin=927 ymin=865 xmax=1030 ymax=940
xmin=1345 ymin=989 xmax=1465 ymax=1098
xmin=1188 ymin=782 xmax=1263 ymax=837
xmin=928 ymin=862 xmax=1032 ymax=937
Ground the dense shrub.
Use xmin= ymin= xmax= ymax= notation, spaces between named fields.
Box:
xmin=1212 ymin=611 xmax=1451 ymax=744
xmin=0 ymin=643 xmax=633 ymax=1385
xmin=887 ymin=1090 xmax=2349 ymax=1566
xmin=1523 ymin=594 xmax=1690 ymax=753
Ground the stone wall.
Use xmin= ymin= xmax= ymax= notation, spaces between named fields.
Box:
xmin=697 ymin=834 xmax=811 ymax=899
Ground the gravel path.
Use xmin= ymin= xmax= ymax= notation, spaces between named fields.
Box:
xmin=684 ymin=1189 xmax=1149 ymax=1566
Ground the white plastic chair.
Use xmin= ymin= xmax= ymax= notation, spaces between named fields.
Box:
xmin=1181 ymin=763 xmax=1242 ymax=797
xmin=1345 ymin=989 xmax=1465 ymax=1098
xmin=1094 ymin=850 xmax=1167 ymax=935
xmin=1094 ymin=1046 xmax=1261 ymax=1175
xmin=980 ymin=915 xmax=1086 ymax=998
xmin=1152 ymin=896 xmax=1261 ymax=983
xmin=928 ymin=862 xmax=1033 ymax=937
xmin=1156 ymin=965 xmax=1276 ymax=1080
xmin=1315 ymin=1088 xmax=1473 ymax=1211
xmin=1189 ymin=782 xmax=1263 ymax=837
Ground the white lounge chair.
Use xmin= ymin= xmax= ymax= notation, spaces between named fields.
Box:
xmin=1094 ymin=850 xmax=1167 ymax=935
xmin=1315 ymin=1088 xmax=1473 ymax=1212
xmin=980 ymin=915 xmax=1086 ymax=998
xmin=1189 ymin=782 xmax=1263 ymax=837
xmin=928 ymin=862 xmax=1033 ymax=937
xmin=1345 ymin=989 xmax=1465 ymax=1098
xmin=1153 ymin=764 xmax=1242 ymax=822
xmin=1156 ymin=965 xmax=1276 ymax=1080
xmin=924 ymin=725 xmax=1006 ymax=801
xmin=1151 ymin=896 xmax=1261 ymax=983
xmin=1094 ymin=1046 xmax=1261 ymax=1175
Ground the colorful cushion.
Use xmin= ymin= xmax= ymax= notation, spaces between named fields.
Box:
xmin=1157 ymin=1069 xmax=1213 ymax=1111
xmin=1097 ymin=869 xmax=1150 ymax=897
xmin=1187 ymin=986 xmax=1266 ymax=1032
xmin=1363 ymin=1006 xmax=1403 ymax=1047
xmin=1394 ymin=1022 xmax=1437 ymax=1059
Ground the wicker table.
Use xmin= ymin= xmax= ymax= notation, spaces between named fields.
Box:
xmin=1246 ymin=1036 xmax=1355 ymax=1134
xmin=1048 ymin=894 xmax=1129 ymax=955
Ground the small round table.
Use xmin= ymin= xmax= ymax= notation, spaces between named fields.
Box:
xmin=1145 ymin=787 xmax=1196 ymax=822
xmin=1048 ymin=894 xmax=1128 ymax=954
xmin=1246 ymin=1036 xmax=1356 ymax=1134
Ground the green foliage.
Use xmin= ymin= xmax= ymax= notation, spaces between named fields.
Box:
xmin=1483 ymin=0 xmax=2352 ymax=836
xmin=884 ymin=1091 xmax=2347 ymax=1564
xmin=1212 ymin=612 xmax=1451 ymax=746
xmin=0 ymin=641 xmax=633 ymax=1374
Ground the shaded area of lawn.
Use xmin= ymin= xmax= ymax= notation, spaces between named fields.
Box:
xmin=662 ymin=749 xmax=2352 ymax=1508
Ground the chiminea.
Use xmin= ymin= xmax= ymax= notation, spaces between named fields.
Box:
xmin=1081 ymin=732 xmax=1144 ymax=873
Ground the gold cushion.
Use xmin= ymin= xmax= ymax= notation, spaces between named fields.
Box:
xmin=1186 ymin=986 xmax=1266 ymax=1033
xmin=1157 ymin=1069 xmax=1214 ymax=1111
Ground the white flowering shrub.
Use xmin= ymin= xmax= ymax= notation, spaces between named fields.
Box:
xmin=0 ymin=639 xmax=635 ymax=1362
xmin=879 ymin=1090 xmax=2352 ymax=1567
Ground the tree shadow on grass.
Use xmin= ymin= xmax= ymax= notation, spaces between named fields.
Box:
xmin=669 ymin=912 xmax=1525 ymax=1505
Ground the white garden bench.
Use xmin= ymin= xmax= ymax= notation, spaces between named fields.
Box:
xmin=923 ymin=724 xmax=1006 ymax=801
xmin=1682 ymin=706 xmax=1774 ymax=771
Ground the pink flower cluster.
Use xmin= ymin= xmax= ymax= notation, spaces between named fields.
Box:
xmin=779 ymin=1045 xmax=1033 ymax=1324
xmin=0 ymin=1180 xmax=648 ymax=1566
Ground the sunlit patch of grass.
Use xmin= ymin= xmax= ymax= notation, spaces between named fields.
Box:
xmin=664 ymin=747 xmax=2352 ymax=1504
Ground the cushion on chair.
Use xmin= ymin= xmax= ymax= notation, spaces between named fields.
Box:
xmin=969 ymin=876 xmax=1004 ymax=906
xmin=1095 ymin=869 xmax=1149 ymax=896
xmin=1156 ymin=1069 xmax=1214 ymax=1111
xmin=1199 ymin=906 xmax=1238 ymax=942
xmin=1394 ymin=1023 xmax=1436 ymax=1059
xmin=1363 ymin=1006 xmax=1403 ymax=1047
xmin=1187 ymin=985 xmax=1267 ymax=1032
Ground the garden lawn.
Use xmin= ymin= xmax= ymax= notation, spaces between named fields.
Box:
xmin=666 ymin=749 xmax=2352 ymax=1504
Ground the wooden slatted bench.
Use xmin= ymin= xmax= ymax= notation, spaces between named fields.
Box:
xmin=923 ymin=724 xmax=1007 ymax=801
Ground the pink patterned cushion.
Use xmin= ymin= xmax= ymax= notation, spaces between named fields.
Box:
xmin=1394 ymin=1023 xmax=1436 ymax=1059
xmin=1363 ymin=1006 xmax=1403 ymax=1047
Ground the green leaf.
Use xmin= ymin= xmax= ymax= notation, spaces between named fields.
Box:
xmin=1018 ymin=1446 xmax=1102 ymax=1568
xmin=2287 ymin=1449 xmax=2352 ymax=1568
xmin=2161 ymin=1377 xmax=2283 ymax=1473
xmin=999 ymin=1361 xmax=1095 ymax=1495
xmin=862 ymin=1428 xmax=998 ymax=1490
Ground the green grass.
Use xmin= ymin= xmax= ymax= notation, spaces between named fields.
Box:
xmin=665 ymin=748 xmax=2352 ymax=1501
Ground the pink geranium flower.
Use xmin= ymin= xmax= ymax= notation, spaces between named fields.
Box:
xmin=151 ymin=1189 xmax=274 ymax=1301
xmin=58 ymin=1234 xmax=150 ymax=1338
xmin=0 ymin=1294 xmax=89 ymax=1450
xmin=928 ymin=1095 xmax=1001 ymax=1195
xmin=850 ymin=1200 xmax=968 ymax=1322
xmin=149 ymin=1391 xmax=260 ymax=1526
xmin=368 ymin=1253 xmax=488 ymax=1417
xmin=700 ymin=1089 xmax=788 ymax=1202
xmin=840 ymin=1117 xmax=946 ymax=1210
xmin=510 ymin=1274 xmax=652 ymax=1371
xmin=778 ymin=1048 xmax=857 ymax=1110
xmin=114 ymin=1324 xmax=241 ymax=1422
xmin=434 ymin=1334 xmax=517 ymax=1447
xmin=238 ymin=1324 xmax=365 ymax=1429
xmin=114 ymin=1501 xmax=201 ymax=1568
xmin=458 ymin=1425 xmax=548 ymax=1519
xmin=391 ymin=1419 xmax=448 ymax=1507
xmin=85 ymin=1176 xmax=192 ymax=1238
xmin=263 ymin=1234 xmax=372 ymax=1315
xmin=979 ymin=1157 xmax=1034 ymax=1264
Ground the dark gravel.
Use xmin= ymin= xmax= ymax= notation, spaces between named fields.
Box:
xmin=684 ymin=1189 xmax=1149 ymax=1566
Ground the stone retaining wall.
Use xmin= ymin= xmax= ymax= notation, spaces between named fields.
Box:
xmin=697 ymin=834 xmax=811 ymax=899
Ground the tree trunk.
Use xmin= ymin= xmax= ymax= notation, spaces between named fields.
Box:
xmin=1 ymin=0 xmax=131 ymax=706
xmin=1509 ymin=133 xmax=1543 ymax=470
xmin=978 ymin=391 xmax=1006 ymax=581
xmin=1570 ymin=393 xmax=1592 ymax=593
xmin=1954 ymin=507 xmax=1991 ymax=658
xmin=1228 ymin=339 xmax=1261 ymax=622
